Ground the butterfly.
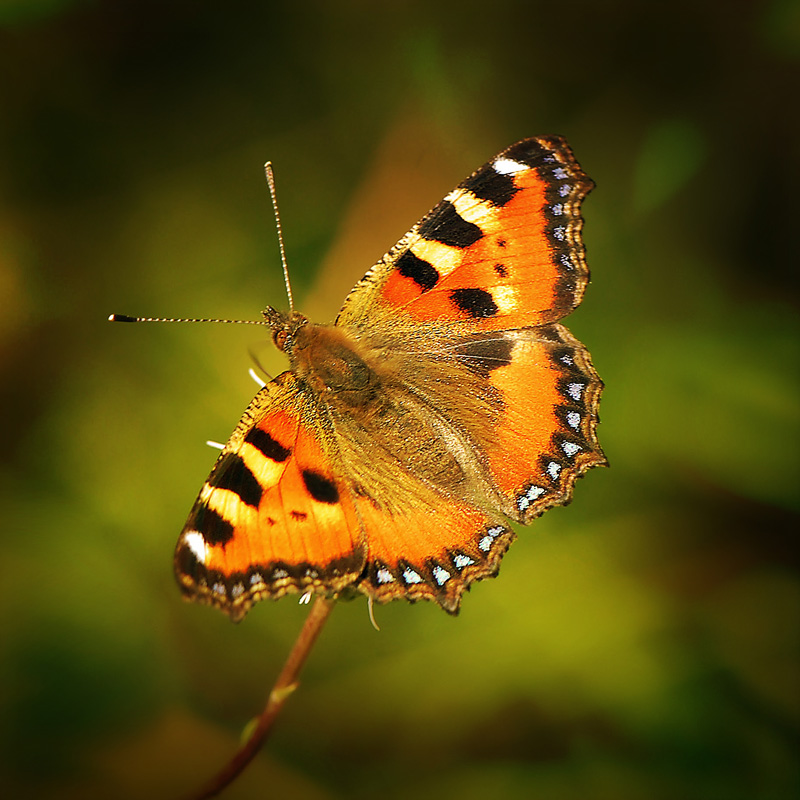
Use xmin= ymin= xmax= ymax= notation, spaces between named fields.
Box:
xmin=173 ymin=137 xmax=606 ymax=621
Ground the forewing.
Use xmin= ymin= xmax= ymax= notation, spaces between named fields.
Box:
xmin=336 ymin=136 xmax=593 ymax=333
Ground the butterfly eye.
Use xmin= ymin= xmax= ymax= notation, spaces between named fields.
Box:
xmin=274 ymin=330 xmax=289 ymax=351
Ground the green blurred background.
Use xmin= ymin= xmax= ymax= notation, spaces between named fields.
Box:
xmin=1 ymin=1 xmax=798 ymax=798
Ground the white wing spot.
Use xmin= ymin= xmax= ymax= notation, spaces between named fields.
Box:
xmin=376 ymin=568 xmax=394 ymax=585
xmin=493 ymin=157 xmax=528 ymax=175
xmin=182 ymin=531 xmax=208 ymax=565
xmin=551 ymin=203 xmax=564 ymax=216
xmin=567 ymin=382 xmax=585 ymax=401
xmin=432 ymin=565 xmax=451 ymax=586
xmin=479 ymin=526 xmax=505 ymax=550
xmin=402 ymin=567 xmax=423 ymax=584
xmin=273 ymin=568 xmax=288 ymax=579
xmin=553 ymin=167 xmax=568 ymax=179
xmin=250 ymin=572 xmax=264 ymax=586
xmin=212 ymin=582 xmax=226 ymax=596
xmin=561 ymin=441 xmax=582 ymax=457
xmin=553 ymin=226 xmax=566 ymax=240
xmin=547 ymin=461 xmax=562 ymax=481
xmin=453 ymin=553 xmax=475 ymax=570
xmin=566 ymin=411 xmax=581 ymax=429
xmin=518 ymin=484 xmax=546 ymax=511
xmin=559 ymin=183 xmax=572 ymax=197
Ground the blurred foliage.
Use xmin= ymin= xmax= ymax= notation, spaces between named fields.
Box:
xmin=1 ymin=1 xmax=798 ymax=798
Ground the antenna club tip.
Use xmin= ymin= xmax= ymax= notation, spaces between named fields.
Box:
xmin=109 ymin=314 xmax=137 ymax=322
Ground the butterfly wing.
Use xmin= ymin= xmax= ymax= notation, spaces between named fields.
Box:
xmin=337 ymin=136 xmax=593 ymax=332
xmin=174 ymin=372 xmax=366 ymax=621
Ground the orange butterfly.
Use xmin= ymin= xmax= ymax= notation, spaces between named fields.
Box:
xmin=173 ymin=137 xmax=606 ymax=621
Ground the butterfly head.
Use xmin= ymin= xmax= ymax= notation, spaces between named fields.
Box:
xmin=262 ymin=306 xmax=310 ymax=355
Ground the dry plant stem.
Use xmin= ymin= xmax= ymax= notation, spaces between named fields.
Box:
xmin=187 ymin=596 xmax=336 ymax=800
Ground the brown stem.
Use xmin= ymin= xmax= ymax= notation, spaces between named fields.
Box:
xmin=185 ymin=596 xmax=336 ymax=799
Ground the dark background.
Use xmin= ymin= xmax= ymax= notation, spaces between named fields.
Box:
xmin=1 ymin=1 xmax=798 ymax=798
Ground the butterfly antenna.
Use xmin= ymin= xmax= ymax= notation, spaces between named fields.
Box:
xmin=108 ymin=314 xmax=268 ymax=324
xmin=264 ymin=162 xmax=294 ymax=314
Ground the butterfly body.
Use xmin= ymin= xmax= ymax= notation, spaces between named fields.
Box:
xmin=175 ymin=137 xmax=606 ymax=620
